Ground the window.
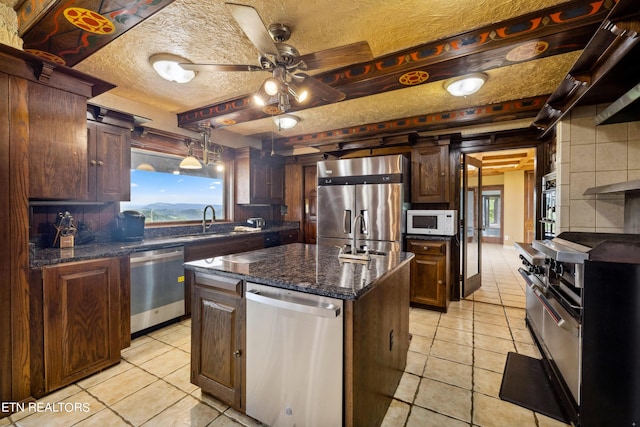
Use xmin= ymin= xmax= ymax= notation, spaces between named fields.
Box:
xmin=121 ymin=149 xmax=225 ymax=223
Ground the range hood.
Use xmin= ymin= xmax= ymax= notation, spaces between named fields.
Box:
xmin=584 ymin=179 xmax=640 ymax=234
xmin=595 ymin=80 xmax=640 ymax=125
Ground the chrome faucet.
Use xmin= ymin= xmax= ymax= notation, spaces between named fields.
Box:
xmin=203 ymin=205 xmax=216 ymax=233
xmin=351 ymin=213 xmax=368 ymax=254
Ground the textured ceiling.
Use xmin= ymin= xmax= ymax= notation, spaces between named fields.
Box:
xmin=63 ymin=0 xmax=584 ymax=150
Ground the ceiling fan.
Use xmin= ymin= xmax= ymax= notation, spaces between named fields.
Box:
xmin=179 ymin=2 xmax=373 ymax=113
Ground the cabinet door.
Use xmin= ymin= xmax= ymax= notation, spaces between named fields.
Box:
xmin=411 ymin=145 xmax=450 ymax=203
xmin=29 ymin=82 xmax=88 ymax=199
xmin=407 ymin=240 xmax=448 ymax=309
xmin=191 ymin=273 xmax=244 ymax=409
xmin=43 ymin=258 xmax=121 ymax=392
xmin=268 ymin=159 xmax=284 ymax=204
xmin=87 ymin=122 xmax=131 ymax=202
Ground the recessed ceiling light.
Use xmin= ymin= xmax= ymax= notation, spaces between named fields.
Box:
xmin=149 ymin=53 xmax=196 ymax=83
xmin=444 ymin=73 xmax=488 ymax=97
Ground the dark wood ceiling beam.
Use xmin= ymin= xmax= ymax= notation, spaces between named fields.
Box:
xmin=178 ymin=0 xmax=610 ymax=129
xmin=268 ymin=95 xmax=547 ymax=151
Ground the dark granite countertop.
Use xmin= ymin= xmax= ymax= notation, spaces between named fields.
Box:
xmin=30 ymin=225 xmax=299 ymax=268
xmin=184 ymin=243 xmax=414 ymax=300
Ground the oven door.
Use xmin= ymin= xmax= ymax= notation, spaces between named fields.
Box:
xmin=538 ymin=289 xmax=582 ymax=405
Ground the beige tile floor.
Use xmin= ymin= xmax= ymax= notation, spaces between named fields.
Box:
xmin=4 ymin=244 xmax=571 ymax=427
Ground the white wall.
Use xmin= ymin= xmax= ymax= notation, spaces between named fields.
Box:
xmin=556 ymin=106 xmax=640 ymax=233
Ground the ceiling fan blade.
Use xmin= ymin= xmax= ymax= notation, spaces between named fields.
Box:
xmin=226 ymin=3 xmax=280 ymax=59
xmin=180 ymin=63 xmax=263 ymax=72
xmin=298 ymin=41 xmax=373 ymax=70
xmin=297 ymin=73 xmax=346 ymax=103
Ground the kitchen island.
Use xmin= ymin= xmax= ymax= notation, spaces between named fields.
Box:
xmin=184 ymin=243 xmax=413 ymax=427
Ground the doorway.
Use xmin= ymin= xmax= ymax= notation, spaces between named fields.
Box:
xmin=460 ymin=147 xmax=536 ymax=299
xmin=481 ymin=186 xmax=504 ymax=244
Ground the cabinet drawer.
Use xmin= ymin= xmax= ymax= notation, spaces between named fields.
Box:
xmin=195 ymin=272 xmax=243 ymax=297
xmin=407 ymin=240 xmax=446 ymax=255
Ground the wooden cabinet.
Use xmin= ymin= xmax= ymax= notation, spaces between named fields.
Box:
xmin=235 ymin=147 xmax=284 ymax=205
xmin=29 ymin=82 xmax=88 ymax=200
xmin=28 ymin=92 xmax=131 ymax=202
xmin=86 ymin=121 xmax=131 ymax=202
xmin=407 ymin=239 xmax=450 ymax=311
xmin=411 ymin=145 xmax=450 ymax=203
xmin=190 ymin=272 xmax=244 ymax=410
xmin=280 ymin=229 xmax=299 ymax=244
xmin=42 ymin=258 xmax=121 ymax=392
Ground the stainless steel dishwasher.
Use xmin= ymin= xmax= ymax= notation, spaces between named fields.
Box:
xmin=130 ymin=246 xmax=185 ymax=334
xmin=245 ymin=282 xmax=343 ymax=427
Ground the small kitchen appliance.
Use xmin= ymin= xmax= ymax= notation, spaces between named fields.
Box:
xmin=407 ymin=209 xmax=458 ymax=236
xmin=114 ymin=210 xmax=145 ymax=242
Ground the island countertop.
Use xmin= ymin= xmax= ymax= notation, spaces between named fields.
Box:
xmin=184 ymin=243 xmax=414 ymax=300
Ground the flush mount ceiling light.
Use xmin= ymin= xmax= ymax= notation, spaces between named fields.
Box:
xmin=444 ymin=73 xmax=488 ymax=97
xmin=274 ymin=114 xmax=299 ymax=130
xmin=149 ymin=53 xmax=196 ymax=83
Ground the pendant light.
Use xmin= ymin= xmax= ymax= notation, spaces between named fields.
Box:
xmin=179 ymin=140 xmax=202 ymax=169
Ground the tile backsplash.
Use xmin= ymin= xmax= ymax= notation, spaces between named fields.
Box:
xmin=556 ymin=105 xmax=640 ymax=233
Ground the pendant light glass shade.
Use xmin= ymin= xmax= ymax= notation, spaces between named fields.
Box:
xmin=179 ymin=155 xmax=202 ymax=169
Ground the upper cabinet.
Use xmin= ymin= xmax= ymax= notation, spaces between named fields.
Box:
xmin=411 ymin=145 xmax=450 ymax=203
xmin=235 ymin=147 xmax=284 ymax=205
xmin=86 ymin=119 xmax=131 ymax=202
xmin=29 ymin=99 xmax=132 ymax=202
xmin=28 ymin=83 xmax=89 ymax=200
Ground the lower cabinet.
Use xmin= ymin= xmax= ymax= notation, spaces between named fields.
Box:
xmin=190 ymin=272 xmax=244 ymax=410
xmin=42 ymin=257 xmax=122 ymax=392
xmin=407 ymin=239 xmax=450 ymax=311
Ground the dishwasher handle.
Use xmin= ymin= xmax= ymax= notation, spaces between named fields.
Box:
xmin=246 ymin=289 xmax=341 ymax=318
xmin=130 ymin=249 xmax=184 ymax=265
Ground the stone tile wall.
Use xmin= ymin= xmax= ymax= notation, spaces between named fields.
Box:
xmin=556 ymin=105 xmax=640 ymax=233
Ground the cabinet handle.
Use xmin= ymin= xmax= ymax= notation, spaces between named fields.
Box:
xmin=97 ymin=160 xmax=104 ymax=166
xmin=90 ymin=160 xmax=97 ymax=166
xmin=233 ymin=350 xmax=242 ymax=357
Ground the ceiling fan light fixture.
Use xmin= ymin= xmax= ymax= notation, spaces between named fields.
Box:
xmin=287 ymin=80 xmax=309 ymax=103
xmin=444 ymin=73 xmax=487 ymax=97
xmin=274 ymin=114 xmax=299 ymax=130
xmin=263 ymin=77 xmax=281 ymax=96
xmin=149 ymin=53 xmax=196 ymax=84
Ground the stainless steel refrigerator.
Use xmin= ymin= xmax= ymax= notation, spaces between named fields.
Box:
xmin=316 ymin=154 xmax=409 ymax=253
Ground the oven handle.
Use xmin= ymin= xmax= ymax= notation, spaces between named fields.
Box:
xmin=518 ymin=267 xmax=545 ymax=293
xmin=534 ymin=288 xmax=579 ymax=337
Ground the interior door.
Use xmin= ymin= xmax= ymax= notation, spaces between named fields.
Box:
xmin=461 ymin=155 xmax=482 ymax=298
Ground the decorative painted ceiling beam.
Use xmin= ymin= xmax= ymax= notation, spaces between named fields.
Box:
xmin=267 ymin=95 xmax=548 ymax=152
xmin=20 ymin=0 xmax=177 ymax=66
xmin=178 ymin=0 xmax=611 ymax=129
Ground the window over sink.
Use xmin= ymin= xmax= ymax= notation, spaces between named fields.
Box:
xmin=121 ymin=149 xmax=225 ymax=223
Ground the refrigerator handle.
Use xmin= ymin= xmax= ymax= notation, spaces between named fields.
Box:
xmin=361 ymin=209 xmax=369 ymax=235
xmin=344 ymin=210 xmax=351 ymax=234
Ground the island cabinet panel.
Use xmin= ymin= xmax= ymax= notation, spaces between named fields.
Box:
xmin=235 ymin=147 xmax=284 ymax=205
xmin=42 ymin=258 xmax=121 ymax=393
xmin=28 ymin=82 xmax=88 ymax=200
xmin=411 ymin=145 xmax=450 ymax=203
xmin=190 ymin=272 xmax=244 ymax=410
xmin=407 ymin=239 xmax=450 ymax=311
xmin=344 ymin=261 xmax=410 ymax=427
xmin=184 ymin=234 xmax=263 ymax=315
xmin=86 ymin=121 xmax=131 ymax=202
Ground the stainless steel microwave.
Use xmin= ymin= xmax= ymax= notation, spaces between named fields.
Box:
xmin=407 ymin=210 xmax=458 ymax=236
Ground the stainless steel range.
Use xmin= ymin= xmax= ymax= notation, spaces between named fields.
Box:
xmin=518 ymin=232 xmax=640 ymax=426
